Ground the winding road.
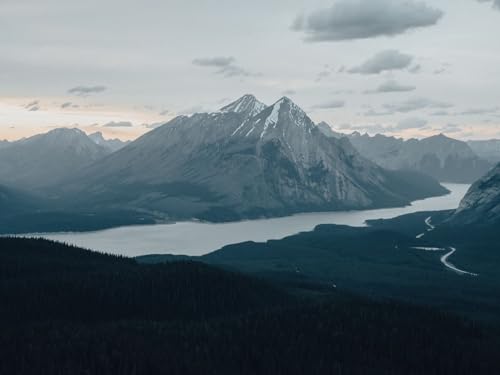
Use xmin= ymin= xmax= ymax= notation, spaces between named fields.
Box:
xmin=440 ymin=247 xmax=478 ymax=277
xmin=413 ymin=216 xmax=478 ymax=277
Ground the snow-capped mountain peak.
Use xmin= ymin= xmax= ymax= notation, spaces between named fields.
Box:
xmin=220 ymin=94 xmax=267 ymax=118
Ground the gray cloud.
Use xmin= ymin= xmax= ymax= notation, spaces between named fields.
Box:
xmin=103 ymin=121 xmax=133 ymax=128
xmin=384 ymin=97 xmax=453 ymax=113
xmin=431 ymin=110 xmax=451 ymax=116
xmin=397 ymin=117 xmax=428 ymax=129
xmin=312 ymin=100 xmax=345 ymax=110
xmin=315 ymin=70 xmax=331 ymax=82
xmin=192 ymin=56 xmax=257 ymax=78
xmin=459 ymin=107 xmax=499 ymax=115
xmin=363 ymin=109 xmax=393 ymax=116
xmin=349 ymin=50 xmax=413 ymax=74
xmin=192 ymin=57 xmax=235 ymax=67
xmin=68 ymin=85 xmax=107 ymax=96
xmin=438 ymin=123 xmax=462 ymax=134
xmin=28 ymin=106 xmax=39 ymax=112
xmin=24 ymin=100 xmax=39 ymax=109
xmin=408 ymin=64 xmax=422 ymax=74
xmin=61 ymin=102 xmax=73 ymax=109
xmin=477 ymin=0 xmax=500 ymax=10
xmin=159 ymin=109 xmax=170 ymax=116
xmin=282 ymin=89 xmax=297 ymax=96
xmin=292 ymin=0 xmax=443 ymax=42
xmin=365 ymin=80 xmax=416 ymax=94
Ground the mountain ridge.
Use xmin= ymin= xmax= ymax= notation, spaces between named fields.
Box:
xmin=60 ymin=95 xmax=447 ymax=221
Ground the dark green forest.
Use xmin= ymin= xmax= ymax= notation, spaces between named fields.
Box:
xmin=1 ymin=237 xmax=500 ymax=374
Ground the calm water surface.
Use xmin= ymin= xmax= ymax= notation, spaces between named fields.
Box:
xmin=35 ymin=183 xmax=469 ymax=257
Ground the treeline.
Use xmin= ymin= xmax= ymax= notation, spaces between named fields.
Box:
xmin=1 ymin=238 xmax=499 ymax=374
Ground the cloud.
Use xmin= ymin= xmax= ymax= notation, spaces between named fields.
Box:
xmin=192 ymin=57 xmax=235 ymax=67
xmin=24 ymin=100 xmax=39 ymax=109
xmin=144 ymin=122 xmax=165 ymax=129
xmin=431 ymin=110 xmax=450 ymax=116
xmin=408 ymin=64 xmax=422 ymax=74
xmin=365 ymin=80 xmax=416 ymax=94
xmin=292 ymin=0 xmax=443 ymax=42
xmin=68 ymin=85 xmax=107 ymax=96
xmin=28 ymin=106 xmax=40 ymax=112
xmin=159 ymin=109 xmax=170 ymax=116
xmin=459 ymin=107 xmax=499 ymax=115
xmin=363 ymin=109 xmax=393 ymax=116
xmin=437 ymin=123 xmax=462 ymax=134
xmin=476 ymin=0 xmax=500 ymax=10
xmin=315 ymin=70 xmax=331 ymax=82
xmin=192 ymin=56 xmax=257 ymax=78
xmin=312 ymin=100 xmax=345 ymax=110
xmin=282 ymin=89 xmax=297 ymax=96
xmin=103 ymin=121 xmax=134 ymax=128
xmin=349 ymin=50 xmax=413 ymax=74
xmin=397 ymin=117 xmax=428 ymax=129
xmin=384 ymin=97 xmax=453 ymax=113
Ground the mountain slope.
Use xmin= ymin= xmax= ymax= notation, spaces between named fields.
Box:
xmin=317 ymin=121 xmax=343 ymax=139
xmin=64 ymin=96 xmax=446 ymax=221
xmin=3 ymin=238 xmax=500 ymax=375
xmin=0 ymin=128 xmax=109 ymax=190
xmin=0 ymin=185 xmax=43 ymax=216
xmin=347 ymin=133 xmax=492 ymax=183
xmin=88 ymin=131 xmax=130 ymax=152
xmin=451 ymin=163 xmax=500 ymax=225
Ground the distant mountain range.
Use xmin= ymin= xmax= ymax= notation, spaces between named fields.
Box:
xmin=0 ymin=128 xmax=110 ymax=190
xmin=320 ymin=124 xmax=493 ymax=183
xmin=88 ymin=131 xmax=130 ymax=152
xmin=60 ymin=95 xmax=446 ymax=221
xmin=467 ymin=139 xmax=500 ymax=163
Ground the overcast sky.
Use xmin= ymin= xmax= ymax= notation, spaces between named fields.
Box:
xmin=1 ymin=0 xmax=500 ymax=140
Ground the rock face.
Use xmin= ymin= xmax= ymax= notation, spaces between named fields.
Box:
xmin=346 ymin=133 xmax=492 ymax=183
xmin=65 ymin=95 xmax=447 ymax=221
xmin=452 ymin=163 xmax=500 ymax=225
xmin=467 ymin=140 xmax=500 ymax=163
xmin=88 ymin=132 xmax=130 ymax=153
xmin=0 ymin=128 xmax=109 ymax=190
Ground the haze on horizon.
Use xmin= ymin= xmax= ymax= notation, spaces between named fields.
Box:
xmin=1 ymin=0 xmax=500 ymax=141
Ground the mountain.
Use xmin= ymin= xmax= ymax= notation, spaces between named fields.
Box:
xmin=0 ymin=184 xmax=43 ymax=216
xmin=451 ymin=163 xmax=500 ymax=225
xmin=317 ymin=121 xmax=343 ymax=138
xmin=220 ymin=94 xmax=267 ymax=117
xmin=0 ymin=128 xmax=109 ymax=191
xmin=63 ymin=95 xmax=446 ymax=221
xmin=467 ymin=139 xmax=500 ymax=163
xmin=88 ymin=131 xmax=130 ymax=152
xmin=346 ymin=133 xmax=492 ymax=183
xmin=0 ymin=140 xmax=10 ymax=149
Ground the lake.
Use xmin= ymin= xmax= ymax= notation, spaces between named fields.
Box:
xmin=35 ymin=183 xmax=469 ymax=257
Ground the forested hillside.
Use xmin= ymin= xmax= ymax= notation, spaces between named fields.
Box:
xmin=1 ymin=238 xmax=500 ymax=374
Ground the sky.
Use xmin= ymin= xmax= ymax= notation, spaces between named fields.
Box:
xmin=1 ymin=0 xmax=500 ymax=141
